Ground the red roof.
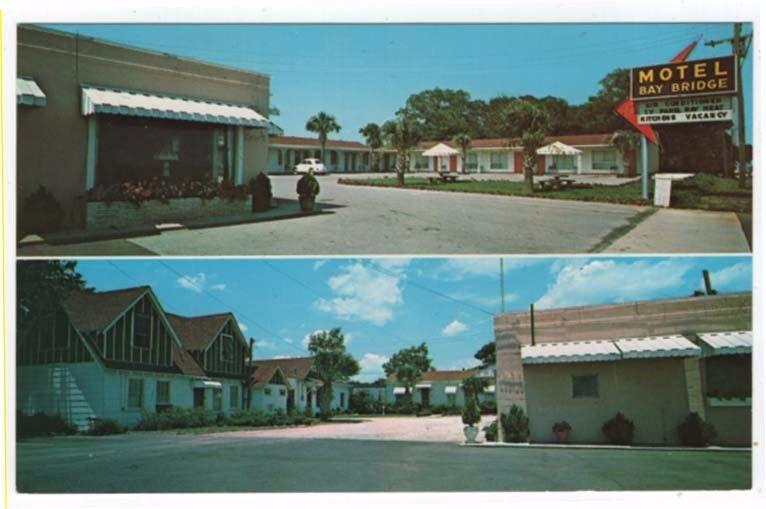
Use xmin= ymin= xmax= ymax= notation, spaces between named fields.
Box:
xmin=251 ymin=356 xmax=314 ymax=381
xmin=417 ymin=133 xmax=613 ymax=150
xmin=63 ymin=286 xmax=149 ymax=333
xmin=270 ymin=135 xmax=368 ymax=150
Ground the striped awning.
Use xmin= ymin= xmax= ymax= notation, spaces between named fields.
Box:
xmin=17 ymin=77 xmax=46 ymax=106
xmin=81 ymin=84 xmax=270 ymax=127
xmin=484 ymin=385 xmax=496 ymax=394
xmin=522 ymin=340 xmax=622 ymax=364
xmin=193 ymin=379 xmax=222 ymax=389
xmin=392 ymin=387 xmax=406 ymax=395
xmin=615 ymin=334 xmax=700 ymax=359
xmin=697 ymin=331 xmax=752 ymax=356
xmin=415 ymin=383 xmax=432 ymax=389
xmin=444 ymin=385 xmax=458 ymax=394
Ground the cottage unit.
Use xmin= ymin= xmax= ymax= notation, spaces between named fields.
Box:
xmin=17 ymin=24 xmax=275 ymax=230
xmin=17 ymin=286 xmax=249 ymax=429
xmin=249 ymin=356 xmax=351 ymax=414
xmin=267 ymin=136 xmax=370 ymax=173
xmin=386 ymin=366 xmax=496 ymax=407
xmin=494 ymin=292 xmax=752 ymax=446
xmin=397 ymin=134 xmax=660 ymax=175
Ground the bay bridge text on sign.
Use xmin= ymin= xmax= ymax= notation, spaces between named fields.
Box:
xmin=637 ymin=96 xmax=733 ymax=125
xmin=630 ymin=56 xmax=736 ymax=101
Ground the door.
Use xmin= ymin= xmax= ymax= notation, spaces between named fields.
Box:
xmin=193 ymin=388 xmax=205 ymax=408
xmin=420 ymin=388 xmax=431 ymax=407
xmin=432 ymin=156 xmax=439 ymax=173
xmin=449 ymin=156 xmax=457 ymax=172
xmin=287 ymin=389 xmax=295 ymax=412
xmin=513 ymin=151 xmax=523 ymax=173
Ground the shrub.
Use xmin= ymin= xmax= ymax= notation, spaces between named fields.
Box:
xmin=87 ymin=178 xmax=250 ymax=206
xmin=228 ymin=409 xmax=270 ymax=427
xmin=602 ymin=412 xmax=635 ymax=445
xmin=480 ymin=400 xmax=497 ymax=415
xmin=134 ymin=407 xmax=213 ymax=430
xmin=677 ymin=412 xmax=717 ymax=446
xmin=461 ymin=400 xmax=481 ymax=426
xmin=17 ymin=411 xmax=77 ymax=439
xmin=296 ymin=173 xmax=320 ymax=197
xmin=483 ymin=419 xmax=498 ymax=442
xmin=249 ymin=172 xmax=273 ymax=212
xmin=416 ymin=407 xmax=433 ymax=417
xmin=87 ymin=418 xmax=126 ymax=436
xmin=21 ymin=185 xmax=64 ymax=236
xmin=552 ymin=421 xmax=572 ymax=433
xmin=349 ymin=391 xmax=385 ymax=414
xmin=500 ymin=405 xmax=530 ymax=443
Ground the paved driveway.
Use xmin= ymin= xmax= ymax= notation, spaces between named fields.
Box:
xmin=17 ymin=174 xmax=749 ymax=256
xmin=16 ymin=423 xmax=751 ymax=493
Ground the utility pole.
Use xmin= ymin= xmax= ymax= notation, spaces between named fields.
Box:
xmin=499 ymin=258 xmax=506 ymax=313
xmin=706 ymin=23 xmax=751 ymax=187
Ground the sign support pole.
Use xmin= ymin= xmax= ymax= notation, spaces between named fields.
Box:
xmin=641 ymin=135 xmax=649 ymax=200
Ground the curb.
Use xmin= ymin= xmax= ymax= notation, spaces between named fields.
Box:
xmin=460 ymin=442 xmax=751 ymax=452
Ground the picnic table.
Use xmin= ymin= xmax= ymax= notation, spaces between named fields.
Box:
xmin=428 ymin=171 xmax=460 ymax=184
xmin=537 ymin=175 xmax=575 ymax=191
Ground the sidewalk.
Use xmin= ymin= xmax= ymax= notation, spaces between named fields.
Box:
xmin=604 ymin=208 xmax=750 ymax=253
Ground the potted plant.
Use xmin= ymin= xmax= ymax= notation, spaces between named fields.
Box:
xmin=250 ymin=172 xmax=273 ymax=212
xmin=552 ymin=421 xmax=571 ymax=443
xmin=602 ymin=412 xmax=635 ymax=445
xmin=461 ymin=399 xmax=481 ymax=443
xmin=296 ymin=172 xmax=320 ymax=212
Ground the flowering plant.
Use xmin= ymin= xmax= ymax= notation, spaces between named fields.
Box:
xmin=87 ymin=177 xmax=250 ymax=206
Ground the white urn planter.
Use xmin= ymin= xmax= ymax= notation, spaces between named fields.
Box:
xmin=463 ymin=425 xmax=479 ymax=444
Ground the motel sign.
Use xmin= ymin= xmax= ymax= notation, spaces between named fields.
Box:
xmin=630 ymin=55 xmax=737 ymax=101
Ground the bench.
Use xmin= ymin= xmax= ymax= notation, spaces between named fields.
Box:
xmin=428 ymin=172 xmax=460 ymax=184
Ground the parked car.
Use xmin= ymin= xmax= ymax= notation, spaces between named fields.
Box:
xmin=294 ymin=158 xmax=327 ymax=175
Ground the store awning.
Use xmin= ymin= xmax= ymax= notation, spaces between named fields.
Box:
xmin=484 ymin=385 xmax=496 ymax=394
xmin=267 ymin=121 xmax=284 ymax=136
xmin=17 ymin=77 xmax=46 ymax=106
xmin=537 ymin=141 xmax=582 ymax=156
xmin=415 ymin=383 xmax=432 ymax=389
xmin=81 ymin=84 xmax=271 ymax=127
xmin=392 ymin=387 xmax=407 ymax=395
xmin=422 ymin=143 xmax=459 ymax=157
xmin=615 ymin=334 xmax=700 ymax=359
xmin=193 ymin=379 xmax=222 ymax=389
xmin=444 ymin=385 xmax=458 ymax=394
xmin=522 ymin=340 xmax=621 ymax=364
xmin=697 ymin=330 xmax=752 ymax=356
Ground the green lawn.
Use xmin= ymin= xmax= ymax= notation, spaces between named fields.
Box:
xmin=338 ymin=174 xmax=752 ymax=212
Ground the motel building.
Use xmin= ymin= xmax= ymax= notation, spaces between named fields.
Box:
xmin=494 ymin=291 xmax=752 ymax=446
xmin=17 ymin=24 xmax=277 ymax=230
xmin=404 ymin=134 xmax=660 ymax=175
xmin=267 ymin=136 xmax=371 ymax=173
xmin=386 ymin=366 xmax=497 ymax=407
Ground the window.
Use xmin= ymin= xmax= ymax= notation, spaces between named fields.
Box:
xmin=220 ymin=328 xmax=234 ymax=362
xmin=465 ymin=153 xmax=478 ymax=170
xmin=212 ymin=388 xmax=223 ymax=411
xmin=413 ymin=155 xmax=429 ymax=170
xmin=133 ymin=311 xmax=150 ymax=349
xmin=264 ymin=387 xmax=272 ymax=396
xmin=340 ymin=392 xmax=346 ymax=407
xmin=279 ymin=388 xmax=286 ymax=396
xmin=128 ymin=378 xmax=144 ymax=409
xmin=156 ymin=380 xmax=170 ymax=405
xmin=592 ymin=150 xmax=617 ymax=170
xmin=572 ymin=374 xmax=599 ymax=398
xmin=551 ymin=155 xmax=576 ymax=170
xmin=490 ymin=151 xmax=508 ymax=170
xmin=230 ymin=385 xmax=239 ymax=409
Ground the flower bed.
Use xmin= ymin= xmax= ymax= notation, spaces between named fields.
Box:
xmin=86 ymin=178 xmax=252 ymax=229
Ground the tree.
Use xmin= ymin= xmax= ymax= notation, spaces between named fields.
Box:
xmin=452 ymin=133 xmax=473 ymax=174
xmin=382 ymin=342 xmax=432 ymax=401
xmin=504 ymin=100 xmax=551 ymax=193
xmin=610 ymin=130 xmax=642 ymax=176
xmin=306 ymin=328 xmax=360 ymax=418
xmin=359 ymin=123 xmax=383 ymax=172
xmin=396 ymin=88 xmax=481 ymax=140
xmin=474 ymin=341 xmax=496 ymax=367
xmin=382 ymin=115 xmax=421 ymax=186
xmin=305 ymin=112 xmax=341 ymax=164
xmin=17 ymin=260 xmax=89 ymax=337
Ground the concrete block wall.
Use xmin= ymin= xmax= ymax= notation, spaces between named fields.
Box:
xmin=86 ymin=196 xmax=250 ymax=229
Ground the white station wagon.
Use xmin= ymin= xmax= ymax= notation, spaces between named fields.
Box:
xmin=294 ymin=158 xmax=327 ymax=175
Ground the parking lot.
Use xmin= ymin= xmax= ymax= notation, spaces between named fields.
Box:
xmin=17 ymin=174 xmax=750 ymax=256
xmin=16 ymin=416 xmax=751 ymax=493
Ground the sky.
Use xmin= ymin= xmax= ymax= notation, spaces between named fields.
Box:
xmin=74 ymin=256 xmax=752 ymax=382
xmin=48 ymin=23 xmax=753 ymax=142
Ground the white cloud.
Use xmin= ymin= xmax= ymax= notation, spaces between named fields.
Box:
xmin=283 ymin=337 xmax=294 ymax=344
xmin=709 ymin=262 xmax=751 ymax=292
xmin=448 ymin=291 xmax=516 ymax=310
xmin=373 ymin=257 xmax=412 ymax=273
xmin=431 ymin=258 xmax=548 ymax=281
xmin=238 ymin=322 xmax=248 ymax=333
xmin=442 ymin=319 xmax=469 ymax=336
xmin=313 ymin=260 xmax=329 ymax=271
xmin=302 ymin=329 xmax=328 ymax=348
xmin=355 ymin=352 xmax=390 ymax=382
xmin=536 ymin=259 xmax=695 ymax=310
xmin=176 ymin=272 xmax=225 ymax=293
xmin=315 ymin=262 xmax=404 ymax=326
xmin=254 ymin=340 xmax=275 ymax=349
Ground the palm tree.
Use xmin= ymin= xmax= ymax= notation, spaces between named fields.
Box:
xmin=610 ymin=130 xmax=642 ymax=176
xmin=382 ymin=116 xmax=421 ymax=186
xmin=504 ymin=100 xmax=551 ymax=194
xmin=452 ymin=133 xmax=473 ymax=174
xmin=359 ymin=123 xmax=383 ymax=172
xmin=305 ymin=112 xmax=341 ymax=165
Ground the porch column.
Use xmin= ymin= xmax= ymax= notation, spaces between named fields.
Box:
xmin=576 ymin=153 xmax=583 ymax=175
xmin=235 ymin=126 xmax=245 ymax=184
xmin=85 ymin=116 xmax=99 ymax=189
xmin=683 ymin=358 xmax=706 ymax=419
xmin=226 ymin=127 xmax=234 ymax=180
xmin=211 ymin=129 xmax=221 ymax=180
